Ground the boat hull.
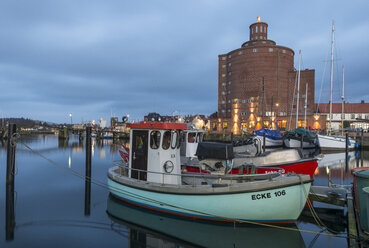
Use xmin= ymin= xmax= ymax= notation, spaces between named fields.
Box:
xmin=184 ymin=158 xmax=318 ymax=179
xmin=257 ymin=135 xmax=283 ymax=147
xmin=108 ymin=174 xmax=311 ymax=224
xmin=317 ymin=134 xmax=355 ymax=151
xmin=283 ymin=137 xmax=316 ymax=148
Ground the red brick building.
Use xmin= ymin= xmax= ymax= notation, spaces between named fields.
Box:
xmin=214 ymin=18 xmax=316 ymax=134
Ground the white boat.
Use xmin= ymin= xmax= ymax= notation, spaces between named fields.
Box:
xmin=108 ymin=121 xmax=312 ymax=224
xmin=317 ymin=134 xmax=356 ymax=151
xmin=284 ymin=138 xmax=316 ymax=148
xmin=317 ymin=22 xmax=357 ymax=151
xmin=107 ymin=195 xmax=306 ymax=248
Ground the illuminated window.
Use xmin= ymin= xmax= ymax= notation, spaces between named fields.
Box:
xmin=297 ymin=120 xmax=306 ymax=128
xmin=281 ymin=120 xmax=287 ymax=128
xmin=223 ymin=122 xmax=228 ymax=129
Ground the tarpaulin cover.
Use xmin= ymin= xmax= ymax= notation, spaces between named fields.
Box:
xmin=284 ymin=128 xmax=315 ymax=140
xmin=195 ymin=142 xmax=234 ymax=160
xmin=255 ymin=128 xmax=283 ymax=140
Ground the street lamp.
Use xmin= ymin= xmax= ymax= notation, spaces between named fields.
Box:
xmin=69 ymin=113 xmax=72 ymax=125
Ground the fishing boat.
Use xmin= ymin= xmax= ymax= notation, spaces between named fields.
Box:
xmin=283 ymin=128 xmax=316 ymax=148
xmin=107 ymin=195 xmax=306 ymax=248
xmin=108 ymin=121 xmax=312 ymax=224
xmin=317 ymin=22 xmax=356 ymax=151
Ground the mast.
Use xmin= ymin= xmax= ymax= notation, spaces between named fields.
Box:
xmin=342 ymin=65 xmax=345 ymax=136
xmin=304 ymin=83 xmax=308 ymax=129
xmin=329 ymin=21 xmax=335 ymax=136
xmin=296 ymin=50 xmax=301 ymax=129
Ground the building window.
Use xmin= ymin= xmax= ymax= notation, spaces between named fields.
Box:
xmin=223 ymin=122 xmax=228 ymax=129
xmin=282 ymin=50 xmax=286 ymax=54
xmin=222 ymin=73 xmax=226 ymax=77
xmin=221 ymin=109 xmax=225 ymax=113
xmin=212 ymin=123 xmax=217 ymax=131
xmin=252 ymin=28 xmax=254 ymax=34
xmin=222 ymin=91 xmax=226 ymax=95
xmin=228 ymin=81 xmax=232 ymax=85
xmin=269 ymin=48 xmax=273 ymax=52
xmin=228 ymin=72 xmax=232 ymax=76
xmin=238 ymin=51 xmax=243 ymax=55
xmin=351 ymin=114 xmax=355 ymax=119
xmin=228 ymin=100 xmax=231 ymax=103
xmin=228 ymin=55 xmax=232 ymax=58
xmin=222 ymin=100 xmax=226 ymax=104
xmin=256 ymin=26 xmax=258 ymax=33
xmin=222 ymin=65 xmax=226 ymax=68
xmin=222 ymin=82 xmax=226 ymax=86
xmin=264 ymin=26 xmax=266 ymax=33
xmin=248 ymin=99 xmax=253 ymax=103
xmin=253 ymin=48 xmax=258 ymax=53
xmin=260 ymin=36 xmax=263 ymax=39
xmin=242 ymin=100 xmax=246 ymax=103
xmin=222 ymin=56 xmax=226 ymax=60
xmin=228 ymin=90 xmax=231 ymax=94
xmin=227 ymin=109 xmax=231 ymax=112
xmin=228 ymin=62 xmax=232 ymax=67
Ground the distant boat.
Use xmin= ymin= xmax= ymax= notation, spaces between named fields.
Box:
xmin=255 ymin=128 xmax=283 ymax=147
xmin=283 ymin=128 xmax=316 ymax=148
xmin=317 ymin=22 xmax=356 ymax=151
xmin=109 ymin=121 xmax=312 ymax=224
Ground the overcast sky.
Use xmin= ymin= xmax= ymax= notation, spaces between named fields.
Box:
xmin=0 ymin=0 xmax=368 ymax=124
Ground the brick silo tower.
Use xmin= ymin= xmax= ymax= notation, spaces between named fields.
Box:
xmin=216 ymin=17 xmax=315 ymax=134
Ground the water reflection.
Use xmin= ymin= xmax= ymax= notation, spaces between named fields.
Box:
xmin=107 ymin=195 xmax=306 ymax=248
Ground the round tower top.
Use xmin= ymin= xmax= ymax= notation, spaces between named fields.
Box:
xmin=249 ymin=16 xmax=268 ymax=41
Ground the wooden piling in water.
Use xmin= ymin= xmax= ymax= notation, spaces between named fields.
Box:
xmin=85 ymin=126 xmax=92 ymax=216
xmin=6 ymin=123 xmax=16 ymax=240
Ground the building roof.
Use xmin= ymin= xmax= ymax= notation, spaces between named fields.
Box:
xmin=315 ymin=102 xmax=369 ymax=114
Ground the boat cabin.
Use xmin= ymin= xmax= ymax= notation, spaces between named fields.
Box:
xmin=180 ymin=129 xmax=205 ymax=159
xmin=127 ymin=122 xmax=187 ymax=185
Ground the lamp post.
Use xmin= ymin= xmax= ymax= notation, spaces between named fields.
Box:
xmin=69 ymin=113 xmax=73 ymax=125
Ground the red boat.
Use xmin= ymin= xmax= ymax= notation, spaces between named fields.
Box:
xmin=181 ymin=142 xmax=318 ymax=178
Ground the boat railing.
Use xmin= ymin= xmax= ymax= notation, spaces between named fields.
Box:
xmin=112 ymin=160 xmax=279 ymax=185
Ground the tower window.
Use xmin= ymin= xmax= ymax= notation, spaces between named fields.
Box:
xmin=238 ymin=51 xmax=243 ymax=55
xmin=256 ymin=26 xmax=258 ymax=33
xmin=253 ymin=49 xmax=258 ymax=53
xmin=269 ymin=48 xmax=273 ymax=52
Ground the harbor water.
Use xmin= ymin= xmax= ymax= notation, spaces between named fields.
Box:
xmin=0 ymin=134 xmax=368 ymax=248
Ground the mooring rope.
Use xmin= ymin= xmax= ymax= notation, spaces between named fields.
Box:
xmin=18 ymin=139 xmax=357 ymax=240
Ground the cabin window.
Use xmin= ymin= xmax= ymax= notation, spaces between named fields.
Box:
xmin=198 ymin=133 xmax=204 ymax=142
xmin=176 ymin=131 xmax=182 ymax=148
xmin=150 ymin=131 xmax=161 ymax=149
xmin=171 ymin=131 xmax=178 ymax=149
xmin=188 ymin=132 xmax=196 ymax=143
xmin=162 ymin=131 xmax=171 ymax=150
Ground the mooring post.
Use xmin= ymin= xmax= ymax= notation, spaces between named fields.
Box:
xmin=263 ymin=133 xmax=266 ymax=153
xmin=345 ymin=133 xmax=349 ymax=172
xmin=6 ymin=123 xmax=16 ymax=241
xmin=85 ymin=126 xmax=92 ymax=216
xmin=6 ymin=124 xmax=16 ymax=186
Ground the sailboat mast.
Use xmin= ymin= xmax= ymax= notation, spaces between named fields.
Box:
xmin=342 ymin=65 xmax=345 ymax=136
xmin=296 ymin=50 xmax=301 ymax=129
xmin=329 ymin=22 xmax=335 ymax=136
xmin=304 ymin=83 xmax=308 ymax=129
